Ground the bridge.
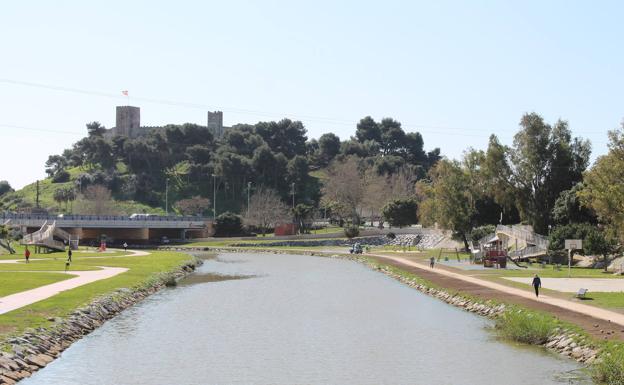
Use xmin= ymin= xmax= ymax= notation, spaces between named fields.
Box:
xmin=2 ymin=213 xmax=213 ymax=248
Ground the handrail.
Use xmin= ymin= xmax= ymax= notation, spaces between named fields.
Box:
xmin=496 ymin=225 xmax=549 ymax=249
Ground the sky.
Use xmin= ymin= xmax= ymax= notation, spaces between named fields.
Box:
xmin=1 ymin=0 xmax=623 ymax=189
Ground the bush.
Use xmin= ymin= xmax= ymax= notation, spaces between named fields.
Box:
xmin=382 ymin=198 xmax=418 ymax=227
xmin=495 ymin=308 xmax=557 ymax=344
xmin=215 ymin=211 xmax=244 ymax=237
xmin=592 ymin=344 xmax=624 ymax=384
xmin=51 ymin=170 xmax=70 ymax=183
xmin=386 ymin=232 xmax=396 ymax=239
xmin=344 ymin=226 xmax=360 ymax=238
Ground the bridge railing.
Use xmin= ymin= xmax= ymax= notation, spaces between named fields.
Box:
xmin=2 ymin=212 xmax=211 ymax=222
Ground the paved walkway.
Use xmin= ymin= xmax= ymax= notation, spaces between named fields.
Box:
xmin=0 ymin=267 xmax=128 ymax=315
xmin=371 ymin=254 xmax=624 ymax=328
xmin=505 ymin=277 xmax=624 ymax=293
xmin=0 ymin=249 xmax=147 ymax=315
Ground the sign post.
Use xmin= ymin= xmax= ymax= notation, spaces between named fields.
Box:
xmin=564 ymin=239 xmax=583 ymax=278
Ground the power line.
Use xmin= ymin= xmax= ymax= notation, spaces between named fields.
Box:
xmin=0 ymin=77 xmax=614 ymax=140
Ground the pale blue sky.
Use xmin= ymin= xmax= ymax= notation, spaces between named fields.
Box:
xmin=1 ymin=1 xmax=622 ymax=188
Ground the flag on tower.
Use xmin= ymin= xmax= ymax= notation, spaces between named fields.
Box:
xmin=122 ymin=90 xmax=128 ymax=96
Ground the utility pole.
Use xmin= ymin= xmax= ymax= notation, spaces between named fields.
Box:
xmin=165 ymin=178 xmax=169 ymax=216
xmin=247 ymin=182 xmax=252 ymax=218
xmin=291 ymin=182 xmax=295 ymax=210
xmin=212 ymin=174 xmax=217 ymax=220
xmin=36 ymin=180 xmax=40 ymax=209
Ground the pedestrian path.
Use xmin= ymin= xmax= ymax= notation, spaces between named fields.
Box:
xmin=0 ymin=267 xmax=128 ymax=315
xmin=371 ymin=254 xmax=624 ymax=327
xmin=0 ymin=249 xmax=147 ymax=315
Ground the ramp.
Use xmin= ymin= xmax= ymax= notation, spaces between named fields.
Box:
xmin=21 ymin=221 xmax=67 ymax=251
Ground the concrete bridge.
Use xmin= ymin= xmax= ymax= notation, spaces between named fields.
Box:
xmin=2 ymin=213 xmax=213 ymax=244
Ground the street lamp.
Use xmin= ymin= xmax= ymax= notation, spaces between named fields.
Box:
xmin=212 ymin=174 xmax=217 ymax=220
xmin=247 ymin=182 xmax=252 ymax=218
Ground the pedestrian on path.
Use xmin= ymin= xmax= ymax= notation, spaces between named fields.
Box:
xmin=24 ymin=247 xmax=30 ymax=263
xmin=532 ymin=274 xmax=541 ymax=297
xmin=123 ymin=242 xmax=128 ymax=252
xmin=67 ymin=248 xmax=72 ymax=263
xmin=430 ymin=256 xmax=435 ymax=268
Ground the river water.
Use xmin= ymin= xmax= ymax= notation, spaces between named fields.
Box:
xmin=22 ymin=253 xmax=592 ymax=385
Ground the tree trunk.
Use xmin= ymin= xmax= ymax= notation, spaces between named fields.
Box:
xmin=604 ymin=254 xmax=609 ymax=273
xmin=462 ymin=233 xmax=470 ymax=252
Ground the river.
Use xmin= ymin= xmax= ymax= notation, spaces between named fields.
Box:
xmin=21 ymin=253 xmax=592 ymax=385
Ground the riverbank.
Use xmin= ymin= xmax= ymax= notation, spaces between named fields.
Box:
xmin=180 ymin=247 xmax=624 ymax=383
xmin=0 ymin=252 xmax=201 ymax=384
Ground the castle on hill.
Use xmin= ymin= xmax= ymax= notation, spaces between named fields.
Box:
xmin=103 ymin=106 xmax=229 ymax=139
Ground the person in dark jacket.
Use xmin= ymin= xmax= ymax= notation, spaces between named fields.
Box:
xmin=67 ymin=248 xmax=72 ymax=263
xmin=532 ymin=274 xmax=541 ymax=297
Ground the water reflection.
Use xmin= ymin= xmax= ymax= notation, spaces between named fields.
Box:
xmin=21 ymin=253 xmax=593 ymax=385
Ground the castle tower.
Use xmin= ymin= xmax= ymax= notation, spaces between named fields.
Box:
xmin=207 ymin=111 xmax=224 ymax=139
xmin=113 ymin=106 xmax=141 ymax=137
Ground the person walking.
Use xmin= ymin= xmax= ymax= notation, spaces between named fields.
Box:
xmin=532 ymin=274 xmax=542 ymax=297
xmin=430 ymin=256 xmax=435 ymax=268
xmin=24 ymin=247 xmax=30 ymax=263
xmin=67 ymin=248 xmax=72 ymax=263
xmin=123 ymin=242 xmax=128 ymax=252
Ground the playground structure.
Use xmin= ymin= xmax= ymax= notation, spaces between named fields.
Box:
xmin=20 ymin=221 xmax=74 ymax=252
xmin=474 ymin=225 xmax=548 ymax=268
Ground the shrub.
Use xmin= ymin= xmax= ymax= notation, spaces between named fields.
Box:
xmin=52 ymin=170 xmax=70 ymax=183
xmin=344 ymin=226 xmax=360 ymax=238
xmin=494 ymin=308 xmax=557 ymax=344
xmin=592 ymin=344 xmax=624 ymax=385
xmin=215 ymin=211 xmax=244 ymax=237
xmin=386 ymin=232 xmax=396 ymax=239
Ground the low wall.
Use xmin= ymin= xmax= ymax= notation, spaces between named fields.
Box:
xmin=0 ymin=258 xmax=201 ymax=384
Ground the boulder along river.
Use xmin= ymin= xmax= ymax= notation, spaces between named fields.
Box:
xmin=21 ymin=253 xmax=592 ymax=385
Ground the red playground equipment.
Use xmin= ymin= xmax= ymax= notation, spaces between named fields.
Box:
xmin=482 ymin=239 xmax=507 ymax=268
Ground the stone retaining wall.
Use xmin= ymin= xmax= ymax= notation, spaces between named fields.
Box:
xmin=0 ymin=258 xmax=202 ymax=384
xmin=339 ymin=254 xmax=600 ymax=365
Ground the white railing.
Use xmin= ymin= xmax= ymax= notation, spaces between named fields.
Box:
xmin=21 ymin=221 xmax=66 ymax=251
xmin=496 ymin=225 xmax=549 ymax=249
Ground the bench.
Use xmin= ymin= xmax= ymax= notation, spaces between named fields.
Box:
xmin=576 ymin=288 xmax=588 ymax=299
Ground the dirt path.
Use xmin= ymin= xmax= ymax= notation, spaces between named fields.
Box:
xmin=369 ymin=254 xmax=624 ymax=341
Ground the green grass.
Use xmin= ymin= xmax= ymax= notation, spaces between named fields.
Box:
xmin=494 ymin=307 xmax=560 ymax=344
xmin=0 ymin=272 xmax=75 ymax=296
xmin=592 ymin=343 xmax=624 ymax=385
xmin=0 ymin=250 xmax=193 ymax=337
xmin=0 ymin=166 xmax=165 ymax=214
xmin=578 ymin=292 xmax=624 ymax=310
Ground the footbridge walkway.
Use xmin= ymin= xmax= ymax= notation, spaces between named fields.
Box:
xmin=2 ymin=213 xmax=212 ymax=244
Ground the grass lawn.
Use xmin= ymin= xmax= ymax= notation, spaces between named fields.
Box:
xmin=0 ymin=250 xmax=193 ymax=337
xmin=582 ymin=292 xmax=624 ymax=310
xmin=0 ymin=272 xmax=76 ymax=297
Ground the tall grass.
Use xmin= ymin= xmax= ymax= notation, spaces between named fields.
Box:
xmin=495 ymin=308 xmax=557 ymax=344
xmin=592 ymin=344 xmax=624 ymax=385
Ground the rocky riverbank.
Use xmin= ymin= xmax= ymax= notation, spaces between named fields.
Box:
xmin=339 ymin=254 xmax=601 ymax=365
xmin=0 ymin=258 xmax=201 ymax=384
xmin=155 ymin=247 xmax=605 ymax=367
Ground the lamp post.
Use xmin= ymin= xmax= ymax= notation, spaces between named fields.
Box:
xmin=212 ymin=174 xmax=217 ymax=220
xmin=247 ymin=182 xmax=252 ymax=218
xmin=165 ymin=178 xmax=169 ymax=216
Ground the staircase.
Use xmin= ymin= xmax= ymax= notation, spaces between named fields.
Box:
xmin=21 ymin=221 xmax=69 ymax=252
xmin=496 ymin=225 xmax=548 ymax=260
